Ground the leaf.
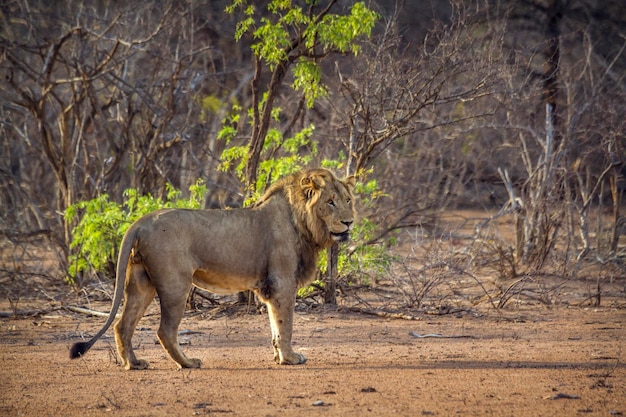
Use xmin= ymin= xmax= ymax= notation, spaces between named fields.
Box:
xmin=292 ymin=60 xmax=327 ymax=107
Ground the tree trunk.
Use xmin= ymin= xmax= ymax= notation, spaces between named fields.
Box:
xmin=543 ymin=0 xmax=561 ymax=151
xmin=609 ymin=170 xmax=621 ymax=255
xmin=245 ymin=60 xmax=288 ymax=197
xmin=324 ymin=243 xmax=339 ymax=304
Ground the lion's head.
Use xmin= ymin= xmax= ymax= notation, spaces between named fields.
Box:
xmin=259 ymin=168 xmax=356 ymax=248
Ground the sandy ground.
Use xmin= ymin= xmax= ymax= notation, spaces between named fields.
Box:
xmin=1 ymin=301 xmax=624 ymax=417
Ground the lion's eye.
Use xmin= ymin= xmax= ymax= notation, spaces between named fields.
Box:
xmin=346 ymin=198 xmax=351 ymax=204
xmin=327 ymin=199 xmax=335 ymax=207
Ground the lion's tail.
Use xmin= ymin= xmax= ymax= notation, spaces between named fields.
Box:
xmin=69 ymin=223 xmax=138 ymax=360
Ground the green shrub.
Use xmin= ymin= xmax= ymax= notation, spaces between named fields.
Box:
xmin=65 ymin=180 xmax=207 ymax=284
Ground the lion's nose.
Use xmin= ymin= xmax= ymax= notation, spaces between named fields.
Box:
xmin=342 ymin=220 xmax=353 ymax=228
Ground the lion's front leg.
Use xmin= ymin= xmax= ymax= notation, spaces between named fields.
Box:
xmin=265 ymin=294 xmax=306 ymax=365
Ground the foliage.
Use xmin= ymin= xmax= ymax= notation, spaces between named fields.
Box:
xmin=317 ymin=218 xmax=395 ymax=280
xmin=330 ymin=171 xmax=392 ymax=275
xmin=2 ymin=0 xmax=625 ymax=304
xmin=219 ymin=111 xmax=317 ymax=205
xmin=222 ymin=0 xmax=378 ymax=201
xmin=219 ymin=0 xmax=378 ymax=202
xmin=65 ymin=181 xmax=207 ymax=283
xmin=227 ymin=1 xmax=378 ymax=107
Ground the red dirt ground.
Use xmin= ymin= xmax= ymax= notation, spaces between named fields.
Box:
xmin=1 ymin=300 xmax=624 ymax=417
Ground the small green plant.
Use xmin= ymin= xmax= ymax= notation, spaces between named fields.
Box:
xmin=297 ymin=279 xmax=324 ymax=299
xmin=315 ymin=218 xmax=395 ymax=284
xmin=65 ymin=180 xmax=207 ymax=284
xmin=340 ymin=168 xmax=393 ymax=282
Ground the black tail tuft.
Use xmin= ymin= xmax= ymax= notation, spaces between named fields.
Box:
xmin=69 ymin=341 xmax=92 ymax=359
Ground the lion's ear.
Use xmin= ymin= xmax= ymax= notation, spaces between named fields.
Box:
xmin=300 ymin=176 xmax=316 ymax=199
xmin=344 ymin=175 xmax=356 ymax=190
xmin=300 ymin=175 xmax=324 ymax=199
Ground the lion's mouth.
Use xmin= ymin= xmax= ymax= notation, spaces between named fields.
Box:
xmin=331 ymin=231 xmax=350 ymax=242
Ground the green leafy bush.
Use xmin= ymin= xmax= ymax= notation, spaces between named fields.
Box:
xmin=298 ymin=217 xmax=395 ymax=298
xmin=65 ymin=181 xmax=207 ymax=284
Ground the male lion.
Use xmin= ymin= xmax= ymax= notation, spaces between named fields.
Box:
xmin=69 ymin=168 xmax=355 ymax=370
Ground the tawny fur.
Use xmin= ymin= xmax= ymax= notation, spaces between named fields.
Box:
xmin=69 ymin=168 xmax=355 ymax=370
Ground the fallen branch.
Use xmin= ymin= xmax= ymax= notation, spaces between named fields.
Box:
xmin=0 ymin=305 xmax=114 ymax=318
xmin=409 ymin=331 xmax=477 ymax=339
xmin=0 ymin=309 xmax=52 ymax=317
xmin=544 ymin=393 xmax=580 ymax=400
xmin=340 ymin=306 xmax=421 ymax=320
xmin=64 ymin=306 xmax=113 ymax=318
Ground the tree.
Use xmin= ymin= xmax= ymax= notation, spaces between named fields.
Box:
xmin=222 ymin=0 xmax=378 ymax=199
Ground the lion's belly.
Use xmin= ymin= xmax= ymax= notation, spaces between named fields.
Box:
xmin=192 ymin=268 xmax=252 ymax=295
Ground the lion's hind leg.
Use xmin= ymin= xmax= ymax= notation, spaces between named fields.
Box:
xmin=155 ymin=276 xmax=202 ymax=369
xmin=114 ymin=263 xmax=156 ymax=370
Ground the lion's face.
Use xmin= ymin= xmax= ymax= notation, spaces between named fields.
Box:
xmin=299 ymin=169 xmax=356 ymax=247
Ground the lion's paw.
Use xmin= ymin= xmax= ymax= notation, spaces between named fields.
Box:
xmin=277 ymin=352 xmax=307 ymax=365
xmin=179 ymin=358 xmax=202 ymax=369
xmin=124 ymin=359 xmax=150 ymax=370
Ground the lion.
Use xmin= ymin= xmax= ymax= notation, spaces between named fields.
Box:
xmin=69 ymin=168 xmax=355 ymax=370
